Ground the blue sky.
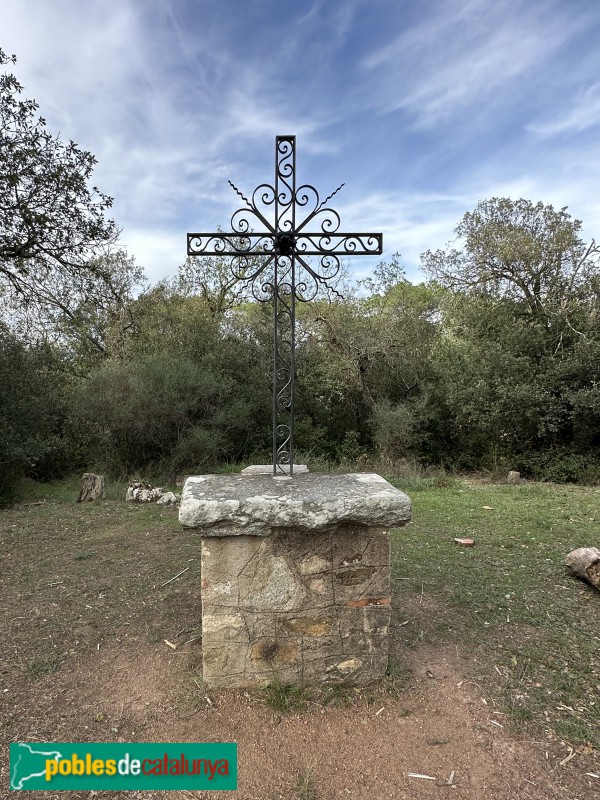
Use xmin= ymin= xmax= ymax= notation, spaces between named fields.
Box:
xmin=3 ymin=0 xmax=600 ymax=284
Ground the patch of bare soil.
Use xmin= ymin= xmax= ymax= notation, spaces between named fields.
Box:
xmin=2 ymin=638 xmax=598 ymax=800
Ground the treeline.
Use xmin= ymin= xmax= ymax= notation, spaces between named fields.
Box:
xmin=2 ymin=196 xmax=600 ymax=501
xmin=2 ymin=48 xmax=600 ymax=501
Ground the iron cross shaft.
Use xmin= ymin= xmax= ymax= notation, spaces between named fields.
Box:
xmin=187 ymin=135 xmax=382 ymax=475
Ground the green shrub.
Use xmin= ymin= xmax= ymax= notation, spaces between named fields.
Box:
xmin=516 ymin=448 xmax=600 ymax=484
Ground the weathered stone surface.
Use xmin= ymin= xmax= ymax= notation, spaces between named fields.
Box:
xmin=185 ymin=472 xmax=411 ymax=688
xmin=250 ymin=638 xmax=298 ymax=665
xmin=241 ymin=464 xmax=309 ymax=475
xmin=179 ymin=473 xmax=411 ymax=534
xmin=299 ymin=554 xmax=331 ymax=575
xmin=126 ymin=481 xmax=164 ymax=502
xmin=198 ymin=525 xmax=396 ymax=686
xmin=127 ymin=481 xmax=180 ymax=504
xmin=157 ymin=491 xmax=179 ymax=506
xmin=203 ymin=644 xmax=247 ymax=679
xmin=280 ymin=615 xmax=332 ymax=636
xmin=239 ymin=553 xmax=300 ymax=611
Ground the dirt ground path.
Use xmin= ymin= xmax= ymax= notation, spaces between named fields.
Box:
xmin=3 ymin=636 xmax=597 ymax=800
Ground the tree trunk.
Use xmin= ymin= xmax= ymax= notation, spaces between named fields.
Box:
xmin=77 ymin=473 xmax=105 ymax=502
xmin=565 ymin=547 xmax=600 ymax=590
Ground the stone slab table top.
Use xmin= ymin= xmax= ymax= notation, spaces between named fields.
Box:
xmin=240 ymin=464 xmax=309 ymax=475
xmin=179 ymin=473 xmax=411 ymax=536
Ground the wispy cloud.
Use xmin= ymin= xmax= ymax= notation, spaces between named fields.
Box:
xmin=528 ymin=83 xmax=600 ymax=137
xmin=3 ymin=0 xmax=600 ymax=283
xmin=361 ymin=0 xmax=582 ymax=129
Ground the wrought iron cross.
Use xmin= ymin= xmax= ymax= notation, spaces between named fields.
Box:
xmin=187 ymin=135 xmax=382 ymax=475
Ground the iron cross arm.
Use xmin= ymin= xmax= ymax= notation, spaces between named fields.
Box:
xmin=187 ymin=231 xmax=383 ymax=257
xmin=186 ymin=135 xmax=383 ymax=475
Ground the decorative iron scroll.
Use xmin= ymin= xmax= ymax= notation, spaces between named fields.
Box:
xmin=187 ymin=135 xmax=383 ymax=475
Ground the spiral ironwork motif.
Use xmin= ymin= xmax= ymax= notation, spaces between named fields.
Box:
xmin=186 ymin=135 xmax=383 ymax=474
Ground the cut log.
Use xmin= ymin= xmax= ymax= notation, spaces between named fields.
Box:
xmin=564 ymin=547 xmax=600 ymax=590
xmin=77 ymin=473 xmax=105 ymax=502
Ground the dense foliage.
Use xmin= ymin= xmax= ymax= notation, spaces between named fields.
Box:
xmin=0 ymin=49 xmax=141 ymax=346
xmin=2 ymin=200 xmax=600 ymax=494
xmin=3 ymin=198 xmax=600 ymax=495
xmin=2 ymin=50 xmax=600 ymax=497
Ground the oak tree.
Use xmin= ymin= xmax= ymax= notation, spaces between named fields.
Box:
xmin=421 ymin=198 xmax=600 ymax=327
xmin=0 ymin=48 xmax=128 ymax=337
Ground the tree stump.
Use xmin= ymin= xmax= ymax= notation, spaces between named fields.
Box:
xmin=77 ymin=473 xmax=105 ymax=502
xmin=507 ymin=470 xmax=521 ymax=484
xmin=565 ymin=547 xmax=600 ymax=590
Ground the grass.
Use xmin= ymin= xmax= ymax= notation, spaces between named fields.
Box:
xmin=381 ymin=661 xmax=412 ymax=699
xmin=262 ymin=683 xmax=311 ymax=713
xmin=22 ymin=655 xmax=62 ymax=679
xmin=1 ymin=474 xmax=598 ymax=753
xmin=320 ymin=683 xmax=356 ymax=707
xmin=1 ymin=476 xmax=192 ymax=679
xmin=387 ymin=478 xmax=600 ymax=748
xmin=15 ymin=474 xmax=129 ymax=504
xmin=294 ymin=768 xmax=318 ymax=800
xmin=261 ymin=672 xmax=409 ymax=713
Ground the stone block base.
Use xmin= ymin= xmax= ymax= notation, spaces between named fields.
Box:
xmin=180 ymin=473 xmax=411 ymax=688
xmin=201 ymin=525 xmax=391 ymax=687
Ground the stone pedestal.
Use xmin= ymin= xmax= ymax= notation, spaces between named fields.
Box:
xmin=179 ymin=473 xmax=411 ymax=688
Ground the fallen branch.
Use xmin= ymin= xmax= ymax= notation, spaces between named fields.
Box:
xmin=160 ymin=567 xmax=190 ymax=588
xmin=565 ymin=547 xmax=600 ymax=590
xmin=559 ymin=748 xmax=577 ymax=766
